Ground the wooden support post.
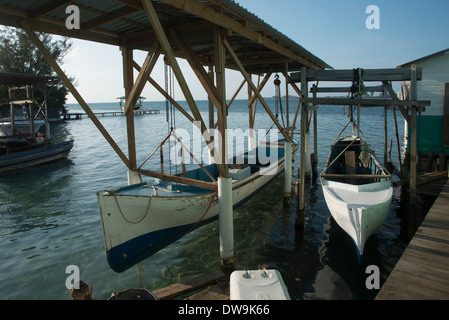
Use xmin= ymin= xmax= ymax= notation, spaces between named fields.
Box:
xmin=393 ymin=107 xmax=403 ymax=175
xmin=250 ymin=72 xmax=272 ymax=128
xmin=208 ymin=65 xmax=215 ymax=164
xmin=214 ymin=28 xmax=228 ymax=176
xmin=20 ymin=19 xmax=130 ymax=169
xmin=122 ymin=45 xmax=139 ymax=183
xmin=284 ymin=141 xmax=292 ymax=198
xmin=285 ymin=62 xmax=289 ymax=129
xmin=299 ymin=67 xmax=308 ymax=212
xmin=123 ymin=42 xmax=161 ymax=177
xmin=28 ymin=97 xmax=35 ymax=140
xmin=409 ymin=64 xmax=418 ymax=233
xmin=305 ymin=132 xmax=311 ymax=177
xmin=214 ymin=27 xmax=234 ymax=270
xmin=295 ymin=179 xmax=304 ymax=237
xmin=384 ymin=105 xmax=388 ymax=168
xmin=247 ymin=77 xmax=256 ymax=151
xmin=313 ymin=107 xmax=318 ymax=178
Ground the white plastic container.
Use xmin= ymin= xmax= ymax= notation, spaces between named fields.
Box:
xmin=230 ymin=269 xmax=291 ymax=300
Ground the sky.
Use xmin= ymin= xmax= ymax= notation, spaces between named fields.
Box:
xmin=62 ymin=0 xmax=449 ymax=103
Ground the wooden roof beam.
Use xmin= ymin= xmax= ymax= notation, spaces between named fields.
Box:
xmin=0 ymin=11 xmax=119 ymax=46
xmin=160 ymin=0 xmax=323 ymax=70
xmin=290 ymin=68 xmax=423 ymax=82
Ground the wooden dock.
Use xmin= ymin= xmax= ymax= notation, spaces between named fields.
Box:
xmin=376 ymin=178 xmax=449 ymax=300
xmin=61 ymin=109 xmax=160 ymax=120
xmin=152 ymin=271 xmax=230 ymax=300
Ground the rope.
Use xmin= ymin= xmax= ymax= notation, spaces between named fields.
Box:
xmin=180 ymin=193 xmax=217 ymax=237
xmin=110 ymin=190 xmax=152 ymax=224
xmin=273 ymin=74 xmax=285 ymax=127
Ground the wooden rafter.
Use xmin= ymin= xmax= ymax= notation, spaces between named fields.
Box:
xmin=159 ymin=0 xmax=323 ymax=70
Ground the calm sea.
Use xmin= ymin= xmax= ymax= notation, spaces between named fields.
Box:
xmin=0 ymin=99 xmax=408 ymax=300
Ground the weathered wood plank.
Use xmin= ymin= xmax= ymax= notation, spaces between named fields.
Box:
xmin=184 ymin=282 xmax=230 ymax=300
xmin=377 ymin=273 xmax=449 ymax=300
xmin=376 ymin=180 xmax=449 ymax=300
xmin=302 ymin=97 xmax=430 ymax=107
xmin=137 ymin=169 xmax=218 ymax=190
xmin=290 ymin=68 xmax=423 ymax=82
xmin=153 ymin=271 xmax=227 ymax=300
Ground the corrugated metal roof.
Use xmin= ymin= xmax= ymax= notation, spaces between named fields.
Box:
xmin=0 ymin=0 xmax=331 ymax=71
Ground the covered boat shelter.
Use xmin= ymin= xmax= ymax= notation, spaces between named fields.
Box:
xmin=0 ymin=0 xmax=330 ymax=268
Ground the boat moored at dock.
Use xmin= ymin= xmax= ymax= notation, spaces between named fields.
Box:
xmin=321 ymin=134 xmax=393 ymax=263
xmin=97 ymin=141 xmax=297 ymax=273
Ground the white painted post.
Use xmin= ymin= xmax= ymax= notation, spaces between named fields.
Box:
xmin=218 ymin=176 xmax=234 ymax=269
xmin=284 ymin=141 xmax=292 ymax=198
xmin=127 ymin=170 xmax=143 ymax=185
xmin=304 ymin=132 xmax=311 ymax=177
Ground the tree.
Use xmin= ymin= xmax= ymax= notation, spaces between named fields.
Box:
xmin=0 ymin=26 xmax=73 ymax=113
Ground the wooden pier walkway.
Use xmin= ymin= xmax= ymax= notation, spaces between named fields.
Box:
xmin=376 ymin=178 xmax=449 ymax=300
xmin=61 ymin=109 xmax=160 ymax=120
xmin=152 ymin=271 xmax=230 ymax=300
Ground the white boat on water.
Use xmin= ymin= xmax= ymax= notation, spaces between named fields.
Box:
xmin=97 ymin=141 xmax=298 ymax=273
xmin=320 ymin=134 xmax=393 ymax=263
xmin=0 ymin=118 xmax=45 ymax=136
xmin=117 ymin=96 xmax=145 ymax=113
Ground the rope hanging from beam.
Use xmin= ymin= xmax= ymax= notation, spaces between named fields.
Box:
xmin=274 ymin=74 xmax=285 ymax=127
xmin=164 ymin=55 xmax=177 ymax=174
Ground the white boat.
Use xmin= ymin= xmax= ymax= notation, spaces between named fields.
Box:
xmin=0 ymin=118 xmax=45 ymax=136
xmin=320 ymin=134 xmax=392 ymax=263
xmin=117 ymin=96 xmax=145 ymax=112
xmin=97 ymin=141 xmax=298 ymax=273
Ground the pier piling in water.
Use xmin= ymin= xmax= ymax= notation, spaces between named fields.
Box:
xmin=218 ymin=177 xmax=234 ymax=270
xmin=284 ymin=142 xmax=292 ymax=198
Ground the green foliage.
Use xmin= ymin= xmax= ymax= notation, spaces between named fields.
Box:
xmin=0 ymin=26 xmax=73 ymax=112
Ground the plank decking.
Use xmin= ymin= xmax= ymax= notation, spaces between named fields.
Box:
xmin=376 ymin=179 xmax=449 ymax=299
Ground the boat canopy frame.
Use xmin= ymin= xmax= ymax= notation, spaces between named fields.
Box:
xmin=0 ymin=0 xmax=330 ymax=184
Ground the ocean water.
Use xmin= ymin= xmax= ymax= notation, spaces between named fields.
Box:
xmin=0 ymin=99 xmax=408 ymax=300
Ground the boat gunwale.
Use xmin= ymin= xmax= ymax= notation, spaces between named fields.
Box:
xmin=100 ymin=158 xmax=288 ymax=199
xmin=103 ymin=142 xmax=298 ymax=199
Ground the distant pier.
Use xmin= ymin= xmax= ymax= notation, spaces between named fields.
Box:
xmin=61 ymin=109 xmax=160 ymax=121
